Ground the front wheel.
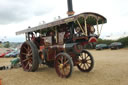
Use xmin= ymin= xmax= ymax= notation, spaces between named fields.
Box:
xmin=55 ymin=53 xmax=73 ymax=78
xmin=77 ymin=50 xmax=94 ymax=72
xmin=20 ymin=41 xmax=39 ymax=72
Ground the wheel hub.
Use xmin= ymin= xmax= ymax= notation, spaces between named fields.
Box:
xmin=82 ymin=60 xmax=87 ymax=63
xmin=59 ymin=64 xmax=64 ymax=69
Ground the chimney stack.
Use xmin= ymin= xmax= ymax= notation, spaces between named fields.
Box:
xmin=67 ymin=0 xmax=75 ymax=16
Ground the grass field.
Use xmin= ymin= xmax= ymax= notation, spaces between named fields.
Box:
xmin=0 ymin=49 xmax=128 ymax=85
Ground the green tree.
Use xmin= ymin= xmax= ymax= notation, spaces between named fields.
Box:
xmin=117 ymin=36 xmax=128 ymax=47
xmin=4 ymin=41 xmax=10 ymax=48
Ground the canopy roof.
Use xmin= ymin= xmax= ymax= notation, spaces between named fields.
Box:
xmin=16 ymin=12 xmax=107 ymax=35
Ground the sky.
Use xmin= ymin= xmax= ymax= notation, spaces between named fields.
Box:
xmin=0 ymin=0 xmax=128 ymax=42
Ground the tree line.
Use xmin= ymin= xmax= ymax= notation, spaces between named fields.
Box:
xmin=97 ymin=36 xmax=128 ymax=47
xmin=85 ymin=36 xmax=128 ymax=49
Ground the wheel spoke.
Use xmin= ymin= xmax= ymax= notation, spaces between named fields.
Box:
xmin=29 ymin=58 xmax=33 ymax=64
xmin=80 ymin=54 xmax=83 ymax=59
xmin=80 ymin=64 xmax=83 ymax=68
xmin=25 ymin=62 xmax=29 ymax=69
xmin=22 ymin=58 xmax=29 ymax=62
xmin=60 ymin=56 xmax=64 ymax=64
xmin=28 ymin=49 xmax=32 ymax=54
xmin=81 ymin=64 xmax=83 ymax=68
xmin=86 ymin=58 xmax=91 ymax=61
xmin=86 ymin=56 xmax=90 ymax=60
xmin=87 ymin=60 xmax=91 ymax=64
xmin=28 ymin=65 xmax=32 ymax=70
xmin=55 ymin=53 xmax=73 ymax=78
xmin=63 ymin=68 xmax=65 ymax=76
xmin=77 ymin=50 xmax=94 ymax=72
xmin=58 ymin=66 xmax=63 ymax=76
xmin=28 ymin=62 xmax=32 ymax=70
xmin=28 ymin=62 xmax=32 ymax=65
xmin=64 ymin=60 xmax=69 ymax=65
xmin=79 ymin=59 xmax=82 ymax=63
xmin=83 ymin=64 xmax=87 ymax=70
xmin=66 ymin=65 xmax=70 ymax=70
xmin=65 ymin=65 xmax=70 ymax=75
xmin=79 ymin=63 xmax=82 ymax=67
xmin=79 ymin=54 xmax=83 ymax=59
xmin=28 ymin=53 xmax=32 ymax=56
xmin=64 ymin=56 xmax=67 ymax=61
xmin=78 ymin=56 xmax=82 ymax=60
xmin=83 ymin=64 xmax=86 ymax=70
xmin=27 ymin=45 xmax=30 ymax=51
xmin=20 ymin=42 xmax=39 ymax=72
xmin=24 ymin=47 xmax=28 ymax=51
xmin=57 ymin=60 xmax=61 ymax=64
xmin=83 ymin=53 xmax=86 ymax=59
xmin=21 ymin=52 xmax=27 ymax=55
xmin=86 ymin=63 xmax=90 ymax=68
xmin=85 ymin=53 xmax=88 ymax=57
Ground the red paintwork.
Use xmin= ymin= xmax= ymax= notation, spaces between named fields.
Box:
xmin=69 ymin=52 xmax=78 ymax=66
xmin=74 ymin=44 xmax=82 ymax=53
xmin=81 ymin=42 xmax=88 ymax=46
xmin=64 ymin=32 xmax=70 ymax=39
xmin=0 ymin=53 xmax=6 ymax=58
xmin=0 ymin=52 xmax=9 ymax=58
xmin=73 ymin=36 xmax=88 ymax=42
xmin=88 ymin=37 xmax=97 ymax=43
xmin=39 ymin=46 xmax=45 ymax=51
xmin=47 ymin=48 xmax=56 ymax=61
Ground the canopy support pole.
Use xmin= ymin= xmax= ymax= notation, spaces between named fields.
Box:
xmin=99 ymin=22 xmax=103 ymax=36
xmin=76 ymin=20 xmax=86 ymax=35
xmin=84 ymin=20 xmax=87 ymax=36
xmin=96 ymin=19 xmax=100 ymax=36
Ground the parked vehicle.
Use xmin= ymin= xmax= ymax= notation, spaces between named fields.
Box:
xmin=5 ymin=50 xmax=20 ymax=58
xmin=5 ymin=51 xmax=14 ymax=58
xmin=109 ymin=42 xmax=123 ymax=49
xmin=0 ymin=53 xmax=6 ymax=58
xmin=0 ymin=51 xmax=10 ymax=58
xmin=15 ymin=0 xmax=107 ymax=78
xmin=11 ymin=50 xmax=20 ymax=58
xmin=96 ymin=44 xmax=108 ymax=50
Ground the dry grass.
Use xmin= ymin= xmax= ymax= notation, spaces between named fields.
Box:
xmin=0 ymin=49 xmax=128 ymax=85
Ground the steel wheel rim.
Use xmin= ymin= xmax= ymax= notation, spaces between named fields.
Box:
xmin=55 ymin=55 xmax=71 ymax=78
xmin=20 ymin=43 xmax=33 ymax=71
xmin=78 ymin=51 xmax=93 ymax=71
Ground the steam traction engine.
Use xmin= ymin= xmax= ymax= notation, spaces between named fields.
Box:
xmin=16 ymin=0 xmax=107 ymax=78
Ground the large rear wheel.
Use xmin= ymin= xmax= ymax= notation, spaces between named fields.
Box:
xmin=77 ymin=50 xmax=94 ymax=72
xmin=55 ymin=53 xmax=73 ymax=78
xmin=20 ymin=41 xmax=39 ymax=72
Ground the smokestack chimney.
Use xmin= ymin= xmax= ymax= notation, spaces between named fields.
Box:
xmin=67 ymin=0 xmax=75 ymax=16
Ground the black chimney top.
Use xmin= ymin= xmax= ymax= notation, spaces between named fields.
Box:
xmin=67 ymin=0 xmax=75 ymax=16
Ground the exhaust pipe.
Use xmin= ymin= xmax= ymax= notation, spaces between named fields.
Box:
xmin=67 ymin=0 xmax=75 ymax=16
